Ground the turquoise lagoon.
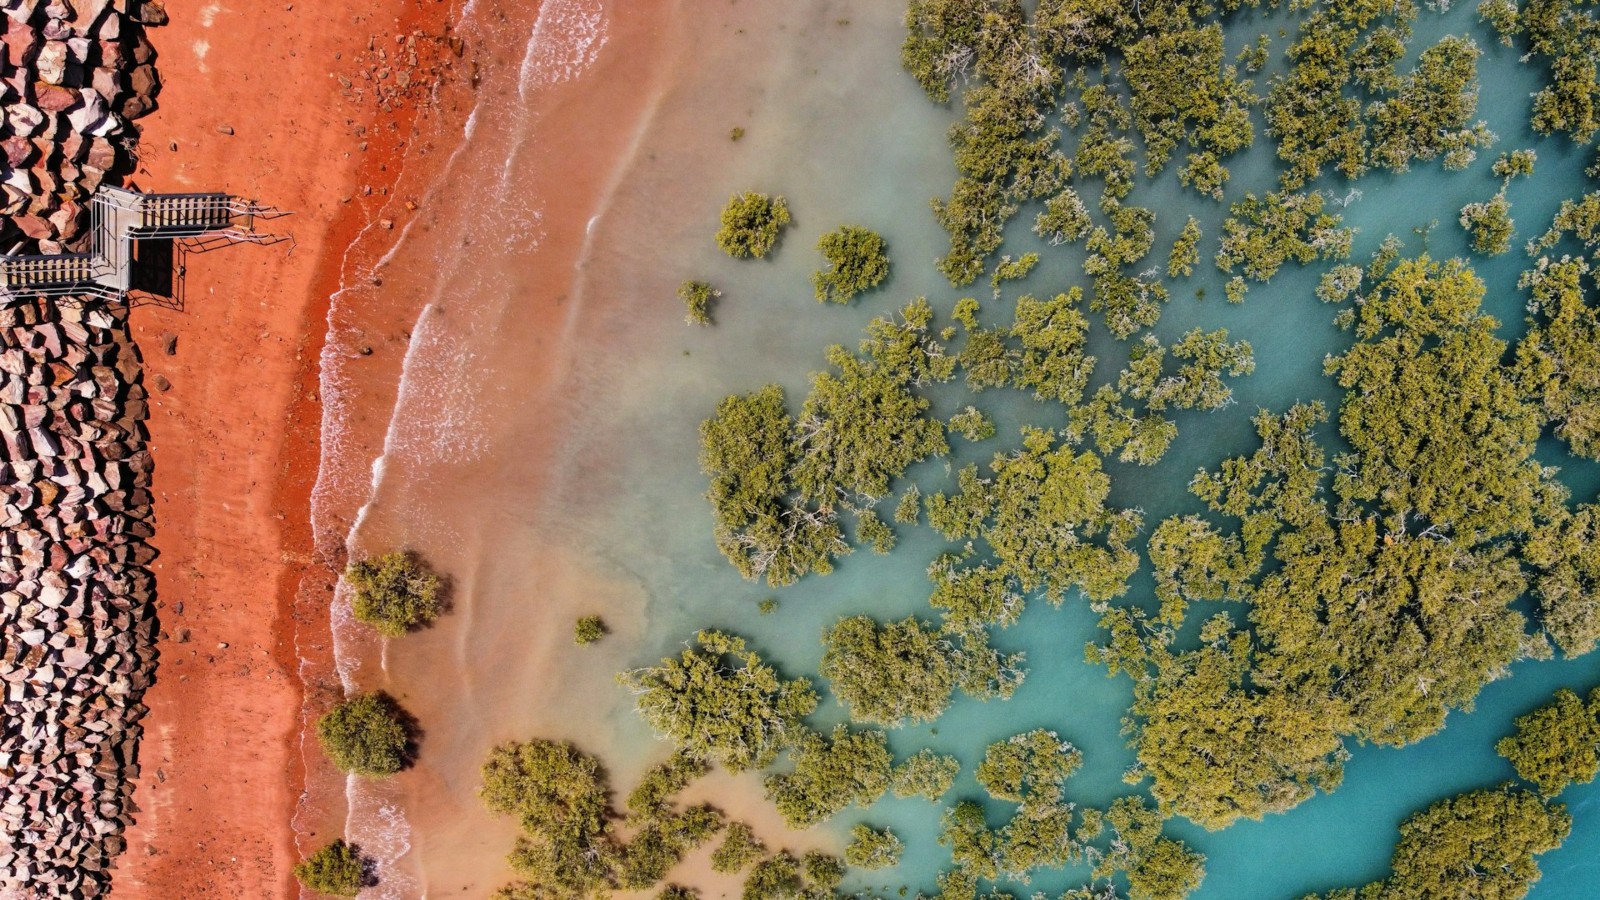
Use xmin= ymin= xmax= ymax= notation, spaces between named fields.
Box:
xmin=369 ymin=0 xmax=1600 ymax=895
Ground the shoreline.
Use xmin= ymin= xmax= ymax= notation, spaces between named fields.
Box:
xmin=112 ymin=0 xmax=471 ymax=895
xmin=309 ymin=0 xmax=716 ymax=891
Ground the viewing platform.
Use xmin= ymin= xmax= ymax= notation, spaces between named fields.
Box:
xmin=0 ymin=186 xmax=291 ymax=304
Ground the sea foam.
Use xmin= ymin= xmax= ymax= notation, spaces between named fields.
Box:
xmin=304 ymin=0 xmax=615 ymax=893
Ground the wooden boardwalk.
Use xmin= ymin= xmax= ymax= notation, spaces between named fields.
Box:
xmin=0 ymin=186 xmax=290 ymax=302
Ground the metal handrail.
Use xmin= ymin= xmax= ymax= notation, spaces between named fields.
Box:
xmin=0 ymin=186 xmax=294 ymax=304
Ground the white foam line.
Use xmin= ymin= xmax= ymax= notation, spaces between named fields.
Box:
xmin=497 ymin=0 xmax=609 ymax=193
xmin=306 ymin=2 xmax=627 ymax=894
xmin=518 ymin=0 xmax=609 ymax=103
xmin=348 ymin=302 xmax=438 ymax=534
xmin=311 ymin=48 xmax=495 ymax=553
xmin=302 ymin=0 xmax=494 ymax=887
xmin=344 ymin=777 xmax=416 ymax=900
xmin=310 ymin=94 xmax=485 ymax=552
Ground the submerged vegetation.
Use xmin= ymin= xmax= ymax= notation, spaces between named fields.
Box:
xmin=620 ymin=630 xmax=817 ymax=772
xmin=697 ymin=300 xmax=953 ymax=586
xmin=1087 ymin=250 xmax=1580 ymax=830
xmin=1301 ymin=786 xmax=1570 ymax=900
xmin=820 ymin=614 xmax=1022 ymax=727
xmin=890 ymin=748 xmax=961 ymax=800
xmin=845 ymin=825 xmax=904 ymax=869
xmin=935 ymin=729 xmax=1206 ymax=894
xmin=813 ymin=226 xmax=890 ymax=304
xmin=718 ymin=192 xmax=793 ymax=259
xmin=1497 ymin=687 xmax=1600 ymax=797
xmin=1461 ymin=191 xmax=1515 ymax=255
xmin=764 ymin=724 xmax=892 ymax=828
xmin=479 ymin=739 xmax=726 ymax=898
xmin=680 ymin=279 xmax=719 ymax=326
xmin=492 ymin=0 xmax=1600 ymax=897
xmin=574 ymin=615 xmax=607 ymax=645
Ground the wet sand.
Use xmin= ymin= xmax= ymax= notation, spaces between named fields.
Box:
xmin=318 ymin=1 xmax=695 ymax=892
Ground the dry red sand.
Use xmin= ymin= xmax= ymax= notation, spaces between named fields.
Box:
xmin=108 ymin=0 xmax=464 ymax=895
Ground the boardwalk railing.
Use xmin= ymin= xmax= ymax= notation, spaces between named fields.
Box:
xmin=0 ymin=254 xmax=96 ymax=289
xmin=0 ymin=185 xmax=291 ymax=303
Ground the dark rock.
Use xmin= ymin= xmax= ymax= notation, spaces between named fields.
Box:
xmin=117 ymin=93 xmax=149 ymax=119
xmin=2 ymin=185 xmax=30 ymax=216
xmin=127 ymin=63 xmax=155 ymax=100
xmin=127 ymin=31 xmax=153 ymax=65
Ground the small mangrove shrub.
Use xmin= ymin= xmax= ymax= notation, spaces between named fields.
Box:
xmin=716 ymin=192 xmax=791 ymax=259
xmin=845 ymin=824 xmax=903 ymax=869
xmin=317 ymin=692 xmax=413 ymax=778
xmin=679 ymin=280 xmax=719 ymax=326
xmin=346 ymin=550 xmax=442 ymax=637
xmin=293 ymin=839 xmax=368 ymax=897
xmin=575 ymin=615 xmax=607 ymax=645
xmin=1460 ymin=193 xmax=1514 ymax=256
xmin=710 ymin=822 xmax=766 ymax=874
xmin=812 ymin=226 xmax=889 ymax=303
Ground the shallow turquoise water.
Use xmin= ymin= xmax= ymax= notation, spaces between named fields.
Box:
xmin=549 ymin=1 xmax=1600 ymax=896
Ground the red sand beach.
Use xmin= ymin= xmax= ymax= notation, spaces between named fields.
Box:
xmin=109 ymin=0 xmax=467 ymax=894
